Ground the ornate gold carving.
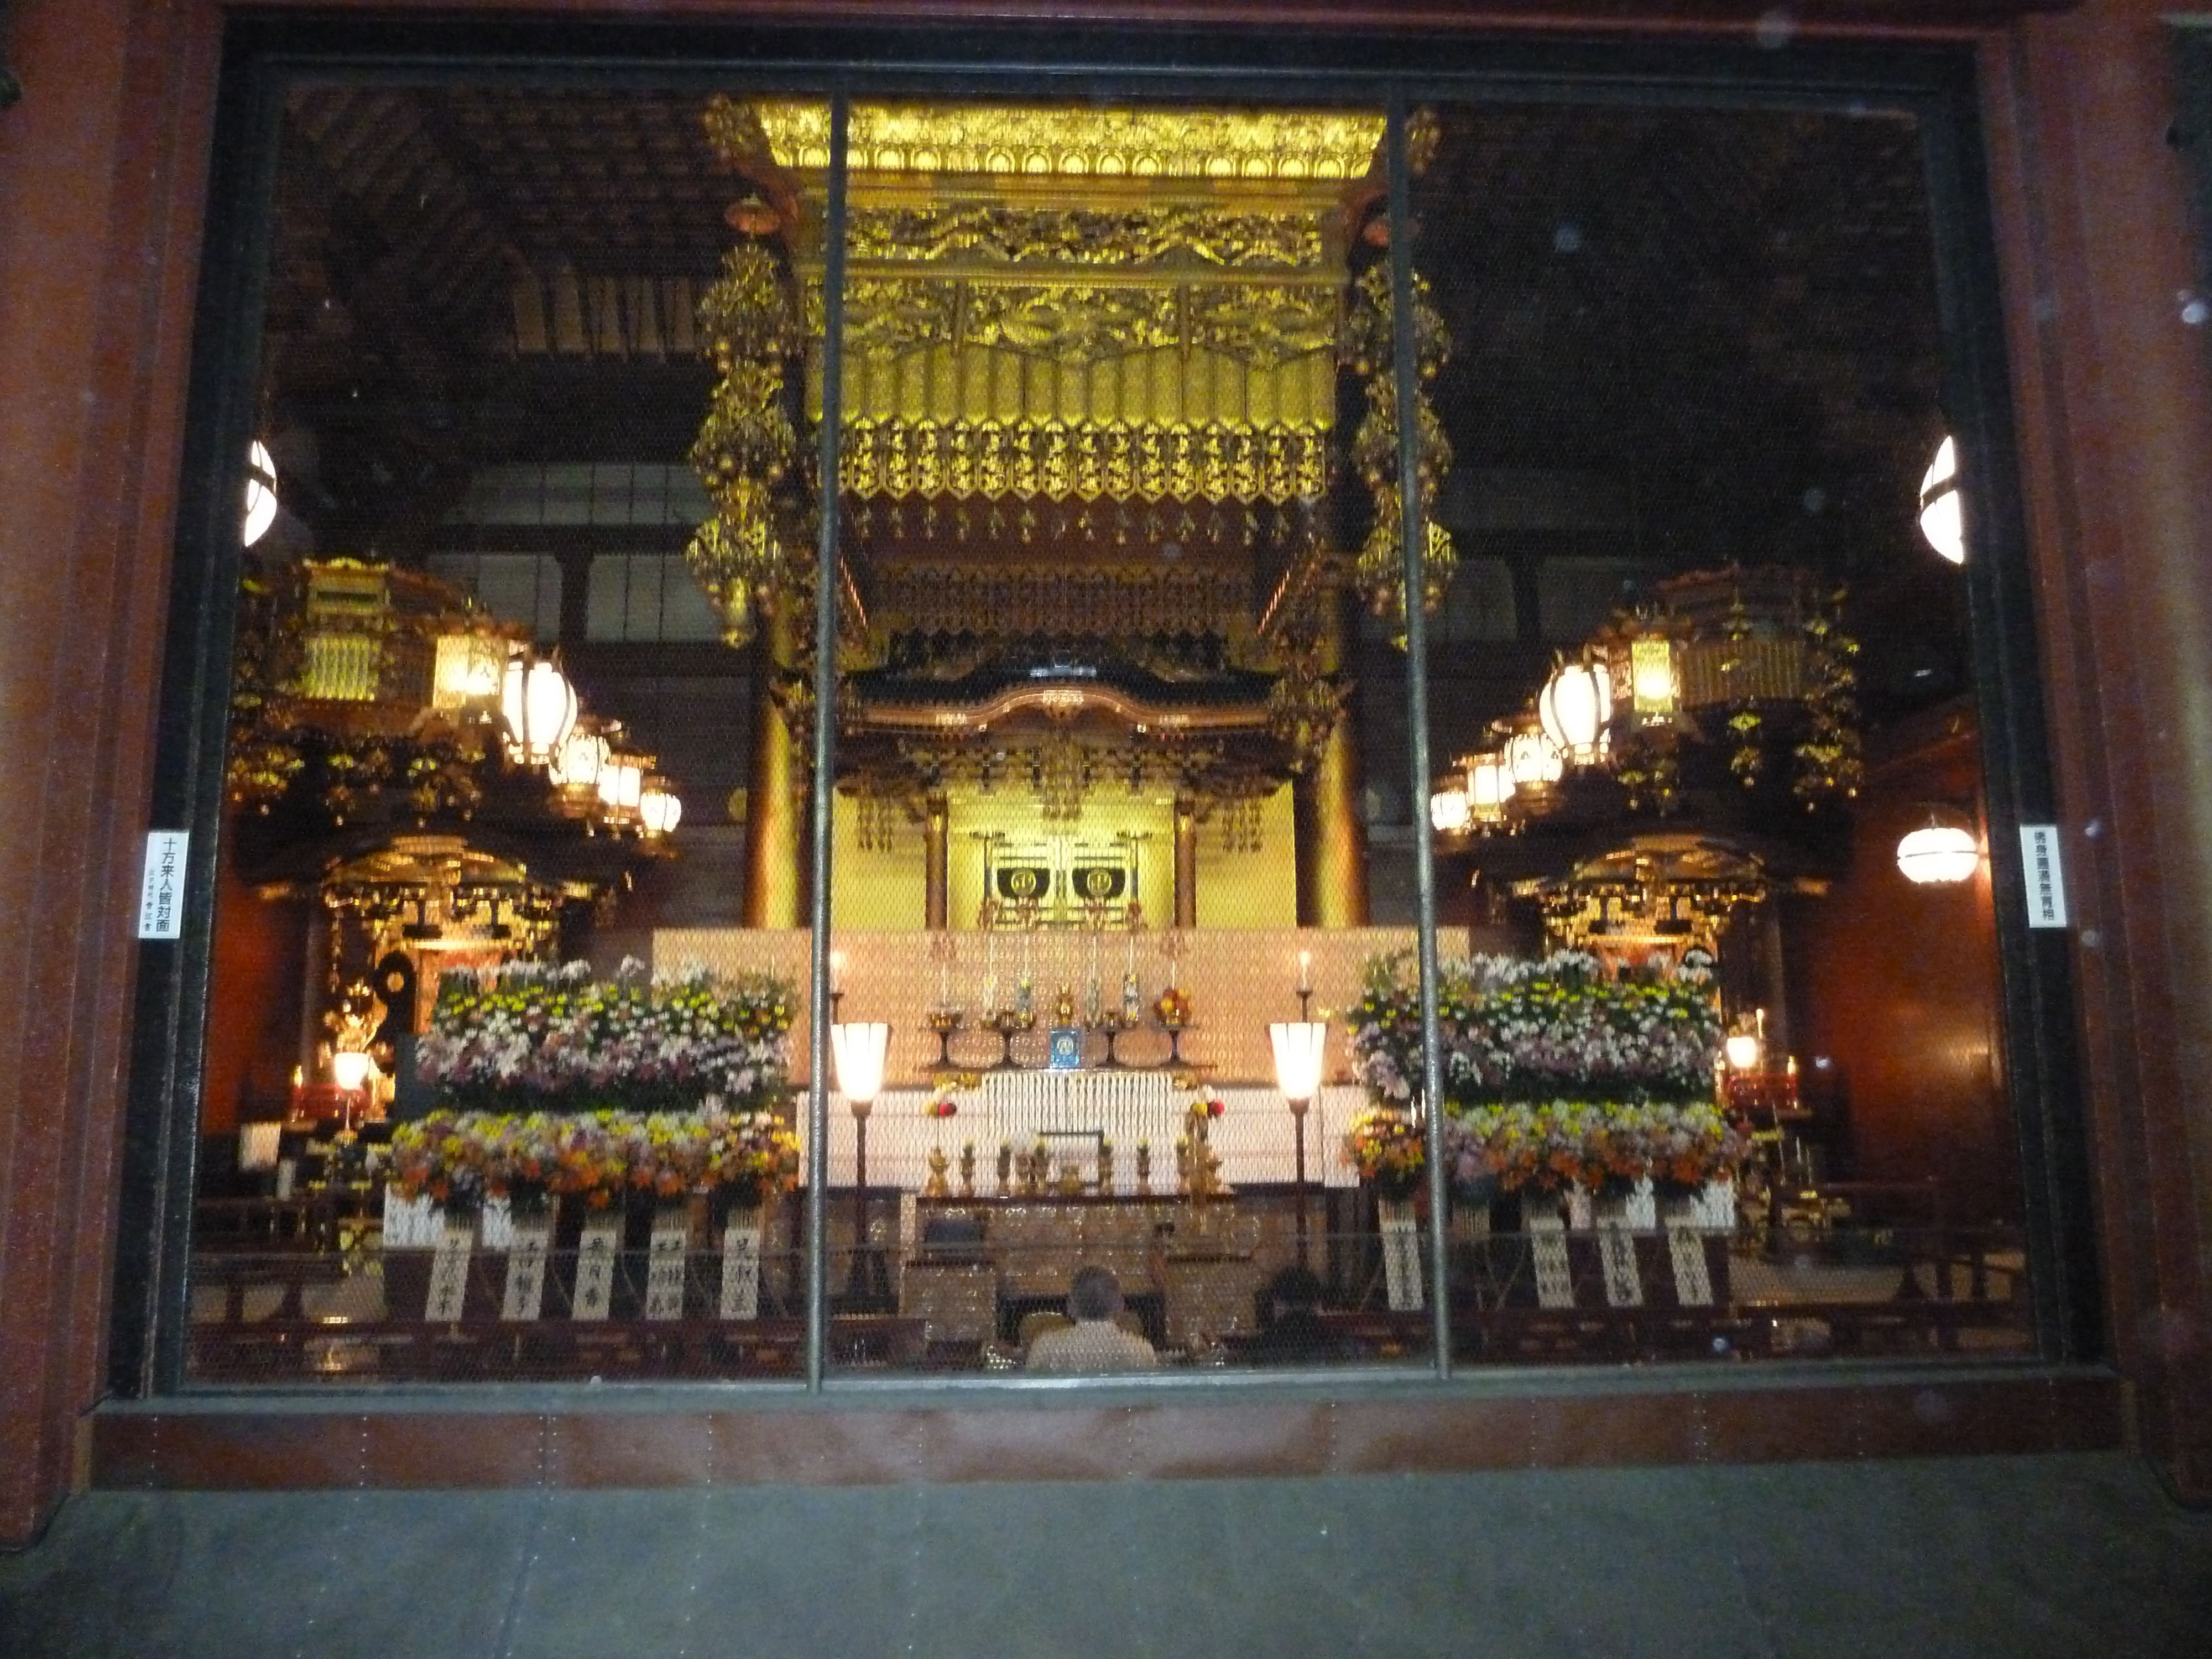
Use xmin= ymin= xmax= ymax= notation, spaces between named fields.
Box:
xmin=686 ymin=245 xmax=813 ymax=645
xmin=846 ymin=204 xmax=1323 ymax=269
xmin=1264 ymin=609 xmax=1348 ymax=774
xmin=833 ymin=273 xmax=1337 ymax=374
xmin=1185 ymin=285 xmax=1339 ymax=367
xmin=830 ymin=341 xmax=1336 ymax=441
xmin=964 ymin=284 xmax=1183 ymax=359
xmin=879 ymin=564 xmax=1249 ymax=640
xmin=744 ymin=101 xmax=1385 ymax=184
xmin=872 ymin=562 xmax=1251 ymax=641
xmin=838 ymin=418 xmax=1325 ymax=505
xmin=1343 ymin=263 xmax=1458 ymax=627
xmin=840 ymin=276 xmax=959 ymax=357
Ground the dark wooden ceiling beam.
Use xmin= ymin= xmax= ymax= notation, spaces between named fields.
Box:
xmin=223 ymin=0 xmax=2078 ymax=39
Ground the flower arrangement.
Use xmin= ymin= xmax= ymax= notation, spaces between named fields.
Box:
xmin=1446 ymin=1099 xmax=1746 ymax=1196
xmin=1348 ymin=950 xmax=1741 ymax=1198
xmin=1343 ymin=1107 xmax=1426 ymax=1199
xmin=1187 ymin=1093 xmax=1226 ymax=1121
xmin=1349 ymin=949 xmax=1724 ymax=1109
xmin=1154 ymin=986 xmax=1191 ymax=1028
xmin=415 ymin=959 xmax=795 ymax=1114
xmin=924 ymin=1096 xmax=959 ymax=1119
xmin=387 ymin=1105 xmax=800 ymax=1214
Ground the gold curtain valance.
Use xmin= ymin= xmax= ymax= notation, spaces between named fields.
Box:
xmin=872 ymin=561 xmax=1253 ymax=639
xmin=833 ymin=417 xmax=1328 ymax=506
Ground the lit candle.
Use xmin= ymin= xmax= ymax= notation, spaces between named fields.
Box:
xmin=937 ymin=933 xmax=951 ymax=1007
xmin=1297 ymin=949 xmax=1312 ymax=995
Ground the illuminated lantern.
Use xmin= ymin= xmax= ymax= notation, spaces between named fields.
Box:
xmin=244 ymin=440 xmax=279 ymax=547
xmin=431 ymin=632 xmax=507 ymax=715
xmin=1429 ymin=786 xmax=1471 ymax=834
xmin=500 ymin=656 xmax=579 ymax=765
xmin=1919 ymin=435 xmax=1965 ymax=564
xmin=1896 ymin=821 xmax=1979 ymax=884
xmin=330 ymin=1049 xmax=377 ymax=1092
xmin=1538 ymin=659 xmax=1613 ymax=765
xmin=830 ymin=1021 xmax=891 ymax=1109
xmin=550 ymin=725 xmax=609 ymax=793
xmin=1466 ymin=753 xmax=1514 ymax=825
xmin=1627 ymin=637 xmax=1678 ymax=723
xmin=598 ymin=754 xmax=645 ymax=814
xmin=1507 ymin=727 xmax=1564 ymax=790
xmin=1268 ymin=1020 xmax=1329 ymax=1107
xmin=639 ymin=779 xmax=684 ymax=837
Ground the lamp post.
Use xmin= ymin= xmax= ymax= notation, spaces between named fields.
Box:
xmin=830 ymin=1020 xmax=890 ymax=1310
xmin=1270 ymin=1020 xmax=1330 ymax=1266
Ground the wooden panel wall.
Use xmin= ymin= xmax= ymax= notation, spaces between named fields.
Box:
xmin=1785 ymin=709 xmax=2021 ymax=1225
xmin=197 ymin=862 xmax=311 ymax=1138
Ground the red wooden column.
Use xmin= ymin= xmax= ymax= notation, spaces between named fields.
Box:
xmin=1980 ymin=0 xmax=2212 ymax=1503
xmin=0 ymin=0 xmax=225 ymax=1546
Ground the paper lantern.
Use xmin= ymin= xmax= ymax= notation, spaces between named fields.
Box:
xmin=244 ymin=440 xmax=279 ymax=547
xmin=598 ymin=754 xmax=645 ymax=813
xmin=1919 ymin=435 xmax=1965 ymax=564
xmin=1507 ymin=727 xmax=1564 ymax=790
xmin=500 ymin=656 xmax=578 ymax=764
xmin=639 ymin=780 xmax=684 ymax=836
xmin=1466 ymin=753 xmax=1514 ymax=824
xmin=550 ymin=726 xmax=609 ymax=792
xmin=1539 ymin=659 xmax=1613 ymax=765
xmin=1896 ymin=822 xmax=1979 ymax=884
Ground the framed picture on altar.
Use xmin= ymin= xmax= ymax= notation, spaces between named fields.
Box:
xmin=1046 ymin=1027 xmax=1083 ymax=1071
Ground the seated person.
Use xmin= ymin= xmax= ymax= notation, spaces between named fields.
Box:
xmin=1024 ymin=1265 xmax=1159 ymax=1374
xmin=1244 ymin=1265 xmax=1344 ymax=1365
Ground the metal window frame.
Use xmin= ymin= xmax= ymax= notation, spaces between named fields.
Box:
xmin=109 ymin=15 xmax=2097 ymax=1400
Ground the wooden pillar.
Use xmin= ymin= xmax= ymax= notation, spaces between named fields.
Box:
xmin=922 ymin=791 xmax=950 ymax=930
xmin=0 ymin=0 xmax=225 ymax=1547
xmin=741 ymin=599 xmax=805 ymax=928
xmin=1980 ymin=0 xmax=2212 ymax=1501
xmin=1295 ymin=589 xmax=1371 ymax=927
xmin=1171 ymin=795 xmax=1199 ymax=929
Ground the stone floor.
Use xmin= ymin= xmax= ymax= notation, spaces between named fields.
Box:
xmin=4 ymin=1452 xmax=2210 ymax=1656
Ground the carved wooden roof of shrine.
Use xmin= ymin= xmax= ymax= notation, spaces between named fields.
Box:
xmin=261 ymin=82 xmax=1965 ymax=738
xmin=267 ymin=82 xmax=1941 ymax=553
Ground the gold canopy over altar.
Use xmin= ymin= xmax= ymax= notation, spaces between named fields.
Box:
xmin=685 ymin=98 xmax=1438 ymax=937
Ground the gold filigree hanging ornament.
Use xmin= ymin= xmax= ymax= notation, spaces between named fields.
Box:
xmin=686 ymin=244 xmax=810 ymax=645
xmin=1792 ymin=590 xmax=1864 ymax=809
xmin=1265 ymin=608 xmax=1348 ymax=773
xmin=1342 ymin=264 xmax=1457 ymax=631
